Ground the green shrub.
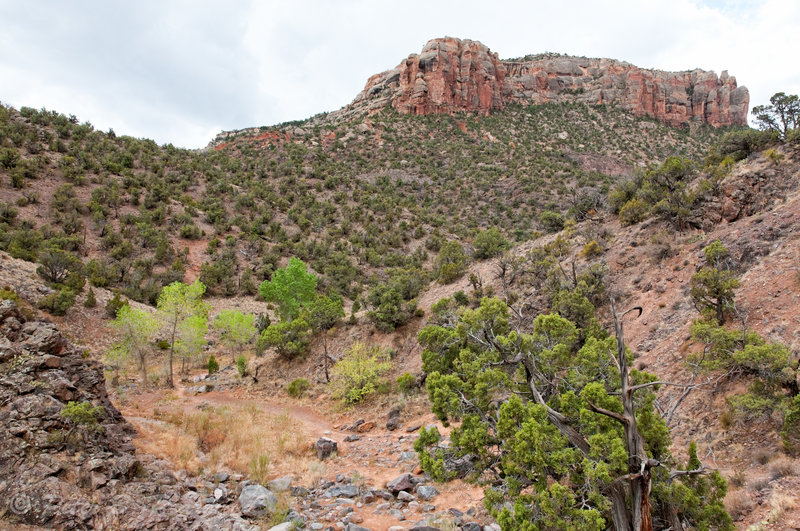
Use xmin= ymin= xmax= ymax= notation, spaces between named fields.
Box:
xmin=288 ymin=377 xmax=310 ymax=398
xmin=472 ymin=228 xmax=510 ymax=259
xmin=331 ymin=342 xmax=392 ymax=404
xmin=236 ymin=355 xmax=249 ymax=377
xmin=618 ymin=198 xmax=649 ymax=226
xmin=37 ymin=288 xmax=76 ymax=316
xmin=83 ymin=287 xmax=97 ymax=308
xmin=105 ymin=292 xmax=128 ymax=318
xmin=539 ymin=210 xmax=564 ymax=232
xmin=580 ymin=240 xmax=603 ymax=258
xmin=156 ymin=339 xmax=170 ymax=350
xmin=61 ymin=401 xmax=104 ymax=431
xmin=781 ymin=395 xmax=800 ymax=453
xmin=0 ymin=286 xmax=19 ymax=301
xmin=207 ymin=355 xmax=219 ymax=375
xmin=396 ymin=372 xmax=417 ymax=394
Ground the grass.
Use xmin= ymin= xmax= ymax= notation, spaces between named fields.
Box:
xmin=133 ymin=402 xmax=313 ymax=481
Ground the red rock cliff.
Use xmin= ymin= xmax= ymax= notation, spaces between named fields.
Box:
xmin=348 ymin=37 xmax=749 ymax=127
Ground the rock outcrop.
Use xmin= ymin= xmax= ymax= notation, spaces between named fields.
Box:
xmin=347 ymin=37 xmax=749 ymax=127
xmin=0 ymin=300 xmax=256 ymax=530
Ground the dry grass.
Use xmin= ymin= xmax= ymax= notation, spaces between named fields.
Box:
xmin=725 ymin=489 xmax=755 ymax=520
xmin=746 ymin=491 xmax=799 ymax=530
xmin=134 ymin=402 xmax=314 ymax=481
xmin=768 ymin=456 xmax=796 ymax=480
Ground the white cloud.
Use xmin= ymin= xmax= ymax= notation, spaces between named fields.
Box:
xmin=1 ymin=0 xmax=798 ymax=147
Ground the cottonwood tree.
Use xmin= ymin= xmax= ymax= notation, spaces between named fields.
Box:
xmin=305 ymin=294 xmax=345 ymax=381
xmin=213 ymin=309 xmax=256 ymax=363
xmin=109 ymin=305 xmax=158 ymax=384
xmin=258 ymin=257 xmax=317 ymax=321
xmin=176 ymin=314 xmax=208 ymax=374
xmin=416 ymin=296 xmax=731 ymax=530
xmin=157 ymin=280 xmax=209 ymax=387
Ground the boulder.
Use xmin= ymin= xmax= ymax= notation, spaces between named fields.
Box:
xmin=314 ymin=437 xmax=338 ymax=460
xmin=416 ymin=485 xmax=439 ymax=500
xmin=386 ymin=473 xmax=414 ymax=493
xmin=238 ymin=484 xmax=278 ymax=518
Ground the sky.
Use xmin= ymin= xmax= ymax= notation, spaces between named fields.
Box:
xmin=1 ymin=0 xmax=798 ymax=149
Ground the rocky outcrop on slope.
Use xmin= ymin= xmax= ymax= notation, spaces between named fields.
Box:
xmin=0 ymin=300 xmax=256 ymax=530
xmin=346 ymin=37 xmax=749 ymax=127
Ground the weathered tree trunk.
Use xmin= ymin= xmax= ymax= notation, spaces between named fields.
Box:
xmin=612 ymin=299 xmax=653 ymax=531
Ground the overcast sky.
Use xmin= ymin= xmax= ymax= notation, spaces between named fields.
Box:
xmin=1 ymin=0 xmax=798 ymax=149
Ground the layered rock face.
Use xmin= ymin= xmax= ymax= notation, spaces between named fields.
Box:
xmin=350 ymin=37 xmax=749 ymax=127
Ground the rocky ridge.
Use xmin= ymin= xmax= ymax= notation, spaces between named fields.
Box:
xmin=344 ymin=36 xmax=749 ymax=127
xmin=0 ymin=299 xmax=257 ymax=530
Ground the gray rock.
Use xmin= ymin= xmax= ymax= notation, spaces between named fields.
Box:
xmin=211 ymin=471 xmax=230 ymax=483
xmin=344 ymin=434 xmax=361 ymax=442
xmin=345 ymin=524 xmax=373 ymax=531
xmin=323 ymin=484 xmax=359 ymax=498
xmin=397 ymin=490 xmax=415 ymax=501
xmin=315 ymin=437 xmax=338 ymax=460
xmin=267 ymin=523 xmax=293 ymax=531
xmin=461 ymin=523 xmax=482 ymax=531
xmin=386 ymin=473 xmax=414 ymax=493
xmin=416 ymin=485 xmax=439 ymax=500
xmin=268 ymin=476 xmax=292 ymax=492
xmin=386 ymin=417 xmax=402 ymax=431
xmin=239 ymin=484 xmax=278 ymax=518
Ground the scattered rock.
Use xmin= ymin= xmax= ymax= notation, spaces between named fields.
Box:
xmin=315 ymin=437 xmax=338 ymax=460
xmin=386 ymin=473 xmax=414 ymax=493
xmin=239 ymin=484 xmax=278 ymax=518
xmin=416 ymin=485 xmax=439 ymax=500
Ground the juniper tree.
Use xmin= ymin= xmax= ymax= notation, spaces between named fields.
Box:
xmin=416 ymin=296 xmax=731 ymax=531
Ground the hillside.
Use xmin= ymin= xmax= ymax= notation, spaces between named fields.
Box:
xmin=5 ymin=37 xmax=800 ymax=531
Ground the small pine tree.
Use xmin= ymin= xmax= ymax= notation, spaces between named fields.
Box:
xmin=207 ymin=355 xmax=219 ymax=375
xmin=84 ymin=287 xmax=97 ymax=308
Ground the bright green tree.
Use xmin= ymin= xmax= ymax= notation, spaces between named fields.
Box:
xmin=176 ymin=314 xmax=208 ymax=374
xmin=305 ymin=294 xmax=345 ymax=381
xmin=331 ymin=341 xmax=392 ymax=404
xmin=157 ymin=280 xmax=209 ymax=387
xmin=213 ymin=309 xmax=256 ymax=363
xmin=416 ymin=297 xmax=732 ymax=530
xmin=109 ymin=305 xmax=158 ymax=384
xmin=258 ymin=257 xmax=317 ymax=321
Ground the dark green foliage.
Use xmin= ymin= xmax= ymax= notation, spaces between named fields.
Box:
xmin=752 ymin=92 xmax=799 ymax=139
xmin=105 ymin=292 xmax=129 ymax=318
xmin=396 ymin=372 xmax=417 ymax=394
xmin=418 ymin=296 xmax=731 ymax=530
xmin=472 ymin=228 xmax=510 ymax=259
xmin=207 ymin=355 xmax=219 ymax=374
xmin=781 ymin=395 xmax=800 ymax=453
xmin=37 ymin=288 xmax=76 ymax=315
xmin=84 ymin=287 xmax=97 ymax=308
xmin=287 ymin=377 xmax=310 ymax=398
xmin=257 ymin=318 xmax=311 ymax=359
xmin=539 ymin=210 xmax=565 ymax=232
xmin=690 ymin=242 xmax=739 ymax=324
xmin=36 ymin=246 xmax=84 ymax=285
xmin=434 ymin=241 xmax=467 ymax=284
xmin=236 ymin=355 xmax=248 ymax=377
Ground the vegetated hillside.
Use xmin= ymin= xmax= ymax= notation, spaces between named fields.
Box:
xmin=0 ymin=99 xmax=730 ymax=314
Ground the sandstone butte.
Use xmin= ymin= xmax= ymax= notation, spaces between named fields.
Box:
xmin=346 ymin=36 xmax=749 ymax=127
